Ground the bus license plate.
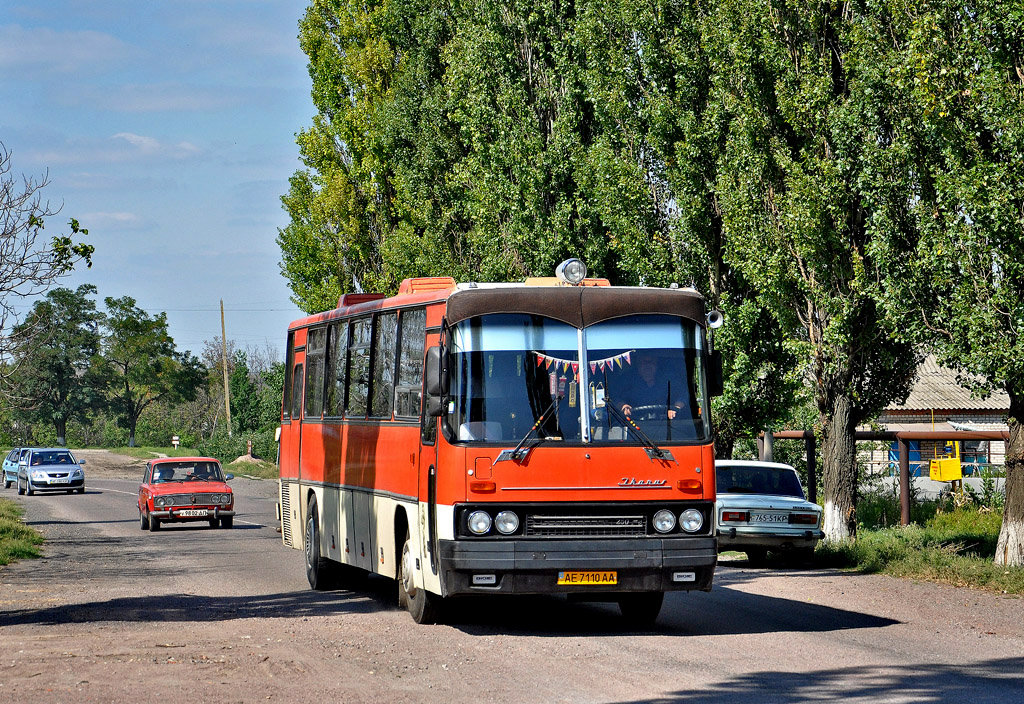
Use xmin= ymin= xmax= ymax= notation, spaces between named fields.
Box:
xmin=557 ymin=571 xmax=617 ymax=585
xmin=176 ymin=509 xmax=209 ymax=517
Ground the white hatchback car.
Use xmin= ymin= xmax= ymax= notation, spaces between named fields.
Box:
xmin=715 ymin=460 xmax=823 ymax=564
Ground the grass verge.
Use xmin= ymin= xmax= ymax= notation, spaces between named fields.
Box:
xmin=0 ymin=499 xmax=44 ymax=566
xmin=816 ymin=509 xmax=1024 ymax=595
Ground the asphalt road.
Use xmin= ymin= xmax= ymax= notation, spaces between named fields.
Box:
xmin=1 ymin=466 xmax=1023 ymax=703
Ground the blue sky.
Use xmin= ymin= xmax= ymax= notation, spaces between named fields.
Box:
xmin=1 ymin=1 xmax=314 ymax=358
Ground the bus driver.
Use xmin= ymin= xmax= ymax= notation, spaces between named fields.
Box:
xmin=619 ymin=354 xmax=687 ymax=421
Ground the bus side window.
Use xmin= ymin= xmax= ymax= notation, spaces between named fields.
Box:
xmin=290 ymin=363 xmax=303 ymax=418
xmin=396 ymin=308 xmax=426 ymax=417
xmin=347 ymin=318 xmax=372 ymax=416
xmin=305 ymin=327 xmax=327 ymax=418
xmin=371 ymin=312 xmax=398 ymax=417
xmin=282 ymin=331 xmax=295 ymax=419
xmin=327 ymin=321 xmax=349 ymax=416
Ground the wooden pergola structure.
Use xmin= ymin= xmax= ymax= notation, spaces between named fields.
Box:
xmin=764 ymin=429 xmax=1009 ymax=526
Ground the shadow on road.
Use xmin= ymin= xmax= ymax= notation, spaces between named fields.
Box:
xmin=0 ymin=575 xmax=897 ymax=639
xmin=441 ymin=582 xmax=898 ymax=637
xmin=0 ymin=575 xmax=399 ymax=627
xmin=611 ymin=657 xmax=1024 ymax=704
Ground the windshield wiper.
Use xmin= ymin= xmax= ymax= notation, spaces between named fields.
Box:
xmin=604 ymin=397 xmax=677 ymax=464
xmin=494 ymin=394 xmax=561 ymax=464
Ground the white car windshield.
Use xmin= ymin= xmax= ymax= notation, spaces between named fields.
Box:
xmin=717 ymin=465 xmax=805 ymax=499
xmin=152 ymin=462 xmax=223 ymax=483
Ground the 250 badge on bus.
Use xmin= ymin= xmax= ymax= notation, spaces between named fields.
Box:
xmin=557 ymin=571 xmax=617 ymax=585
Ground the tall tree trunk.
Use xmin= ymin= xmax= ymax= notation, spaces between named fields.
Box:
xmin=55 ymin=418 xmax=67 ymax=447
xmin=821 ymin=393 xmax=857 ymax=542
xmin=995 ymin=391 xmax=1024 ymax=566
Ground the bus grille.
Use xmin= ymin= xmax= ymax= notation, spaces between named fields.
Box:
xmin=280 ymin=485 xmax=293 ymax=547
xmin=525 ymin=514 xmax=646 ymax=537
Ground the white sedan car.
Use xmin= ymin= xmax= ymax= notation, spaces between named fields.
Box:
xmin=715 ymin=460 xmax=823 ymax=564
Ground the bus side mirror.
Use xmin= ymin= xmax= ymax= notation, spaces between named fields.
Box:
xmin=708 ymin=351 xmax=724 ymax=397
xmin=425 ymin=345 xmax=450 ymax=417
xmin=425 ymin=346 xmax=450 ymax=397
xmin=426 ymin=395 xmax=446 ymax=417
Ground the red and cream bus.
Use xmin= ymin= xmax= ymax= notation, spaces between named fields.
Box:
xmin=278 ymin=259 xmax=722 ymax=623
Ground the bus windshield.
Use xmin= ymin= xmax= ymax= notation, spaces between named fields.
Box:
xmin=450 ymin=314 xmax=581 ymax=443
xmin=449 ymin=313 xmax=711 ymax=444
xmin=587 ymin=314 xmax=710 ymax=443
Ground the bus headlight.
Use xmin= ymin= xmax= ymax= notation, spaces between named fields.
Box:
xmin=653 ymin=509 xmax=677 ymax=533
xmin=467 ymin=511 xmax=492 ymax=535
xmin=679 ymin=509 xmax=704 ymax=533
xmin=494 ymin=511 xmax=519 ymax=534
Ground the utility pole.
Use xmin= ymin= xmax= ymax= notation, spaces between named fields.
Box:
xmin=221 ymin=299 xmax=232 ymax=436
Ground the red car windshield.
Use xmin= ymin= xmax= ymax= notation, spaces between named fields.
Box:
xmin=152 ymin=462 xmax=223 ymax=483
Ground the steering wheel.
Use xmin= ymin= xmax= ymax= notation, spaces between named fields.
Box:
xmin=627 ymin=404 xmax=670 ymax=420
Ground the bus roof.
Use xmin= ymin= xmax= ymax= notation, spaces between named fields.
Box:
xmin=287 ymin=277 xmax=707 ymax=330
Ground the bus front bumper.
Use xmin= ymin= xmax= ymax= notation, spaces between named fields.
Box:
xmin=437 ymin=537 xmax=717 ymax=596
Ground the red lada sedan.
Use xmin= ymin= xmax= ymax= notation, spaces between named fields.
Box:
xmin=138 ymin=457 xmax=235 ymax=531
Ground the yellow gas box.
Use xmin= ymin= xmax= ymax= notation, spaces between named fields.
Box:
xmin=930 ymin=457 xmax=962 ymax=482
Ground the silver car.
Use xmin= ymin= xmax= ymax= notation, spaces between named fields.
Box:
xmin=715 ymin=460 xmax=822 ymax=564
xmin=17 ymin=448 xmax=86 ymax=495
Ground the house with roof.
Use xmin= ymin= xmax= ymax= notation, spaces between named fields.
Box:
xmin=865 ymin=356 xmax=1008 ymax=476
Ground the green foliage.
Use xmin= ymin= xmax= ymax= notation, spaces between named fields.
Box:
xmin=229 ymin=351 xmax=261 ymax=433
xmin=196 ymin=428 xmax=279 ymax=465
xmin=9 ymin=285 xmax=106 ymax=445
xmin=283 ymin=0 xmax=803 ymax=450
xmin=0 ymin=499 xmax=44 ymax=565
xmin=101 ymin=296 xmax=205 ymax=447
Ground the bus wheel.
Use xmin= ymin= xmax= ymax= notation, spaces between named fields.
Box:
xmin=399 ymin=528 xmax=440 ymax=624
xmin=304 ymin=496 xmax=339 ymax=590
xmin=617 ymin=592 xmax=664 ymax=625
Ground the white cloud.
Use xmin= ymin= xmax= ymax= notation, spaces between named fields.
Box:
xmin=81 ymin=211 xmax=141 ymax=230
xmin=0 ymin=24 xmax=132 ymax=76
xmin=113 ymin=132 xmax=160 ymax=153
xmin=56 ymin=81 xmax=250 ymax=113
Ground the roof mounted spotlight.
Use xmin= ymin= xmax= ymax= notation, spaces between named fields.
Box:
xmin=706 ymin=310 xmax=725 ymax=329
xmin=555 ymin=258 xmax=587 ymax=286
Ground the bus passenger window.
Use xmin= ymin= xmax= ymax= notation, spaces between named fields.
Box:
xmin=347 ymin=318 xmax=371 ymax=416
xmin=305 ymin=327 xmax=327 ymax=417
xmin=396 ymin=308 xmax=426 ymax=417
xmin=371 ymin=312 xmax=398 ymax=417
xmin=327 ymin=322 xmax=348 ymax=416
xmin=290 ymin=363 xmax=303 ymax=418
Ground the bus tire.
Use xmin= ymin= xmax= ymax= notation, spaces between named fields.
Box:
xmin=304 ymin=496 xmax=339 ymax=590
xmin=399 ymin=527 xmax=440 ymax=624
xmin=617 ymin=592 xmax=664 ymax=625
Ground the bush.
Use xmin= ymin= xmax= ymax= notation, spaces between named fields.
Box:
xmin=196 ymin=429 xmax=278 ymax=464
xmin=816 ymin=507 xmax=1024 ymax=594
